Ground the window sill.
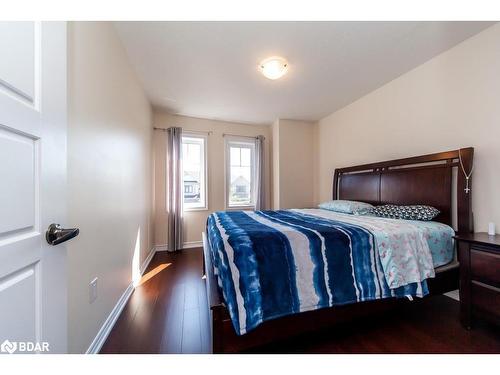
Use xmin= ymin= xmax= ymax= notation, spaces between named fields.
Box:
xmin=225 ymin=205 xmax=256 ymax=211
xmin=183 ymin=207 xmax=209 ymax=212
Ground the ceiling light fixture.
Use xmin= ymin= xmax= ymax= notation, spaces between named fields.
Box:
xmin=259 ymin=56 xmax=288 ymax=80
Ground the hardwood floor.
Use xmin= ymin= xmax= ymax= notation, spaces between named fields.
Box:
xmin=100 ymin=248 xmax=499 ymax=354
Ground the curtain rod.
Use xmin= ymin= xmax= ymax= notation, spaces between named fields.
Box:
xmin=153 ymin=127 xmax=264 ymax=140
xmin=223 ymin=133 xmax=265 ymax=140
xmin=153 ymin=127 xmax=213 ymax=135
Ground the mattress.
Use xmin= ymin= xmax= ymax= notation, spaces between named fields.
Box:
xmin=295 ymin=209 xmax=455 ymax=268
xmin=404 ymin=218 xmax=455 ymax=268
xmin=207 ymin=209 xmax=448 ymax=335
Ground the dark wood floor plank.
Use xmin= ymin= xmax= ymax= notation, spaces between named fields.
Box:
xmin=182 ymin=307 xmax=202 ymax=353
xmin=159 ymin=282 xmax=185 ymax=353
xmin=101 ymin=248 xmax=499 ymax=354
xmin=198 ymin=277 xmax=211 ymax=354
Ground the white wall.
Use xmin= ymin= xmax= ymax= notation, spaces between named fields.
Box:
xmin=153 ymin=112 xmax=271 ymax=246
xmin=67 ymin=21 xmax=153 ymax=353
xmin=271 ymin=119 xmax=280 ymax=209
xmin=316 ymin=23 xmax=500 ymax=233
xmin=272 ymin=119 xmax=316 ymax=209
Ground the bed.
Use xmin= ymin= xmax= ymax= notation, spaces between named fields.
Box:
xmin=202 ymin=147 xmax=474 ymax=353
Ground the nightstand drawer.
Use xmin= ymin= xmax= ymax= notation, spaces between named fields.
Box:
xmin=470 ymin=248 xmax=500 ymax=285
xmin=471 ymin=281 xmax=500 ymax=317
xmin=455 ymin=233 xmax=500 ymax=328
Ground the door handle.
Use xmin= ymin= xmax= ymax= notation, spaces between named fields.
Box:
xmin=46 ymin=223 xmax=80 ymax=246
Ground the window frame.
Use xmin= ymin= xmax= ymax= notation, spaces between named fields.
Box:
xmin=181 ymin=132 xmax=208 ymax=212
xmin=224 ymin=136 xmax=256 ymax=210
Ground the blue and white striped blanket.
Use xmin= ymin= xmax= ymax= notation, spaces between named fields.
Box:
xmin=206 ymin=209 xmax=433 ymax=335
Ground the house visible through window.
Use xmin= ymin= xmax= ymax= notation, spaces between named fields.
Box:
xmin=225 ymin=137 xmax=256 ymax=208
xmin=182 ymin=134 xmax=207 ymax=210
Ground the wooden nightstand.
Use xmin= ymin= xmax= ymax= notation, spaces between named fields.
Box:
xmin=454 ymin=233 xmax=500 ymax=329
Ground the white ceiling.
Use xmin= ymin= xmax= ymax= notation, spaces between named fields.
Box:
xmin=114 ymin=21 xmax=494 ymax=125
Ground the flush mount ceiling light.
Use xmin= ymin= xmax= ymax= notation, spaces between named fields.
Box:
xmin=259 ymin=56 xmax=288 ymax=80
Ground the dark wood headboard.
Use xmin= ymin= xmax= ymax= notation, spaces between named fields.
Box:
xmin=333 ymin=148 xmax=474 ymax=233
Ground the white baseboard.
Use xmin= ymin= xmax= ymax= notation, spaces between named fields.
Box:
xmin=183 ymin=240 xmax=203 ymax=249
xmin=155 ymin=241 xmax=202 ymax=252
xmin=139 ymin=247 xmax=156 ymax=275
xmin=85 ymin=247 xmax=157 ymax=354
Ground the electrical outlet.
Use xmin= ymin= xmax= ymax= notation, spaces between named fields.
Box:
xmin=89 ymin=277 xmax=98 ymax=304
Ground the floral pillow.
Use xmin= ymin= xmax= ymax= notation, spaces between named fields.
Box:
xmin=318 ymin=200 xmax=374 ymax=215
xmin=370 ymin=204 xmax=440 ymax=221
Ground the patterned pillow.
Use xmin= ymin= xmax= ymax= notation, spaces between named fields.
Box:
xmin=370 ymin=204 xmax=440 ymax=221
xmin=318 ymin=200 xmax=374 ymax=215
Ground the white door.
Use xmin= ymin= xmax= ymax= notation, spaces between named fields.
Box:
xmin=0 ymin=22 xmax=70 ymax=354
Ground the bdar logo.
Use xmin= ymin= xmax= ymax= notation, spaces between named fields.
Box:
xmin=1 ymin=340 xmax=17 ymax=354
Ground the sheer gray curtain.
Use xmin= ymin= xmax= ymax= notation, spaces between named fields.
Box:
xmin=166 ymin=127 xmax=183 ymax=251
xmin=254 ymin=135 xmax=265 ymax=210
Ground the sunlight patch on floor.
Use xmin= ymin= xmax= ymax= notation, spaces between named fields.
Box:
xmin=136 ymin=263 xmax=172 ymax=286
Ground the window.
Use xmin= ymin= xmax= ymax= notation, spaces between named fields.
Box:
xmin=182 ymin=134 xmax=207 ymax=210
xmin=225 ymin=137 xmax=256 ymax=208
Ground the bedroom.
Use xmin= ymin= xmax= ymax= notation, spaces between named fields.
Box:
xmin=0 ymin=0 xmax=498 ymax=372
